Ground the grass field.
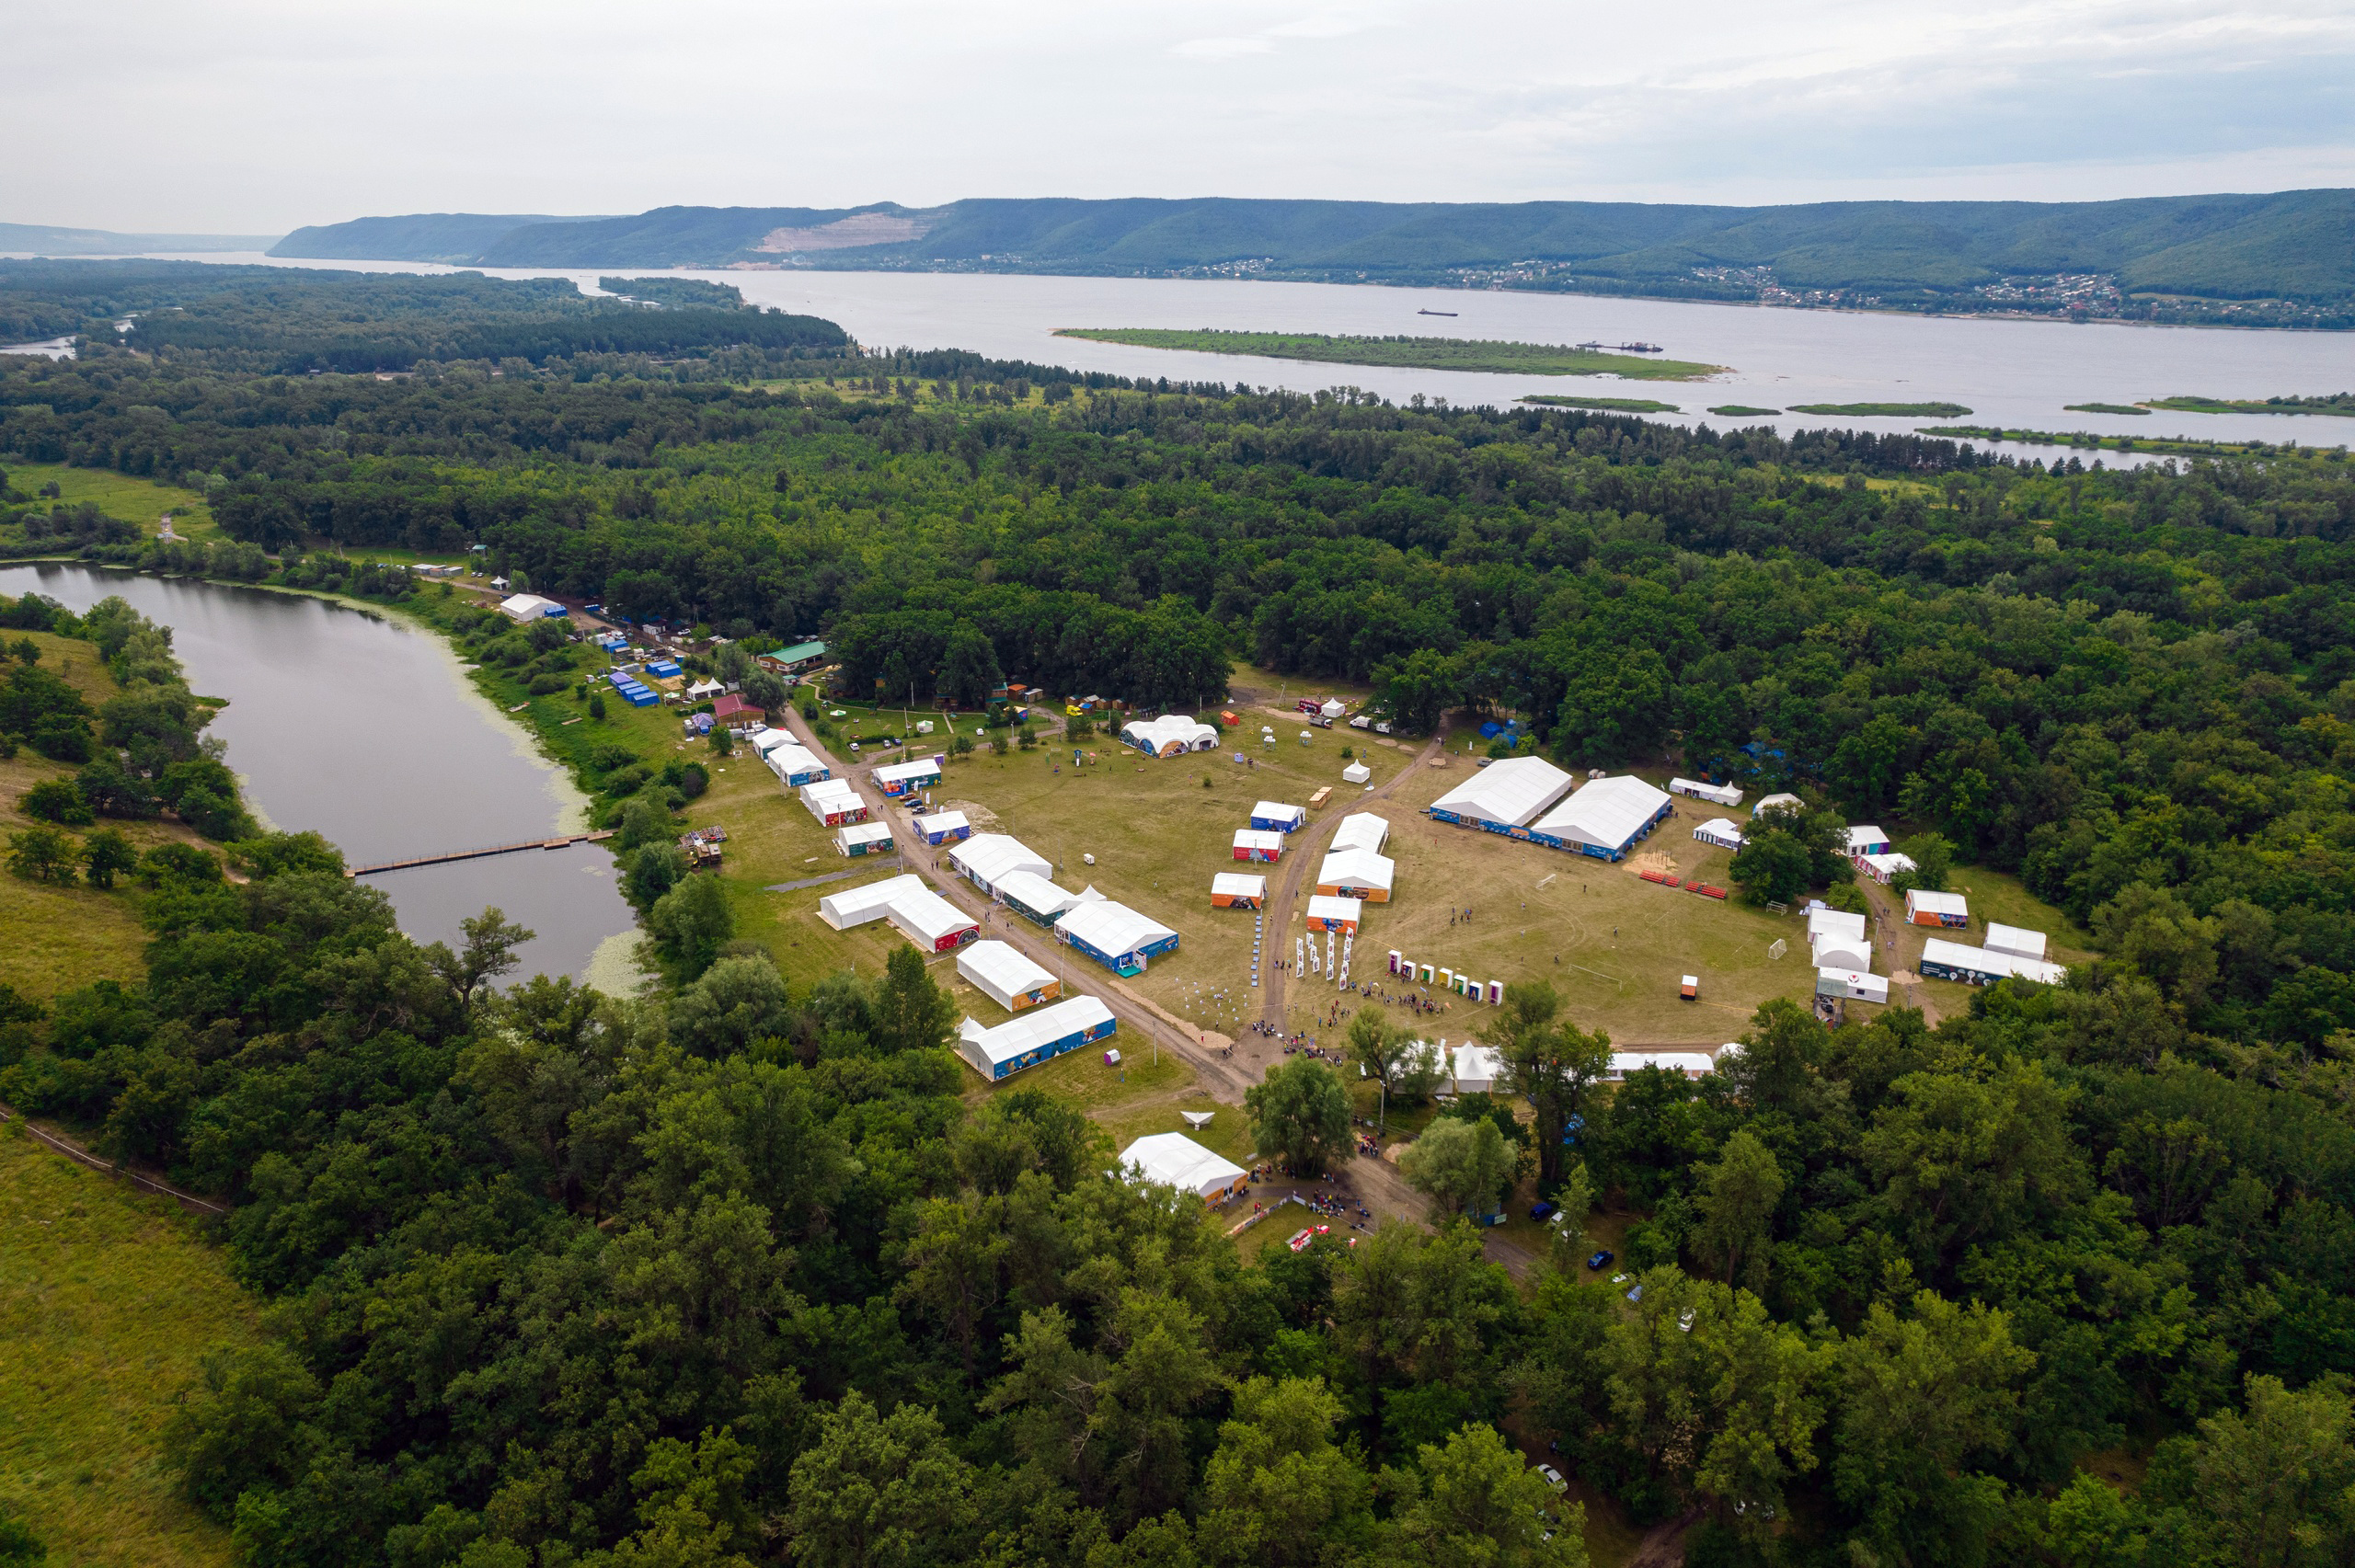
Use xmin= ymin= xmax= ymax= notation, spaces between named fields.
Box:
xmin=5 ymin=462 xmax=219 ymax=541
xmin=0 ymin=1127 xmax=256 ymax=1568
xmin=1053 ymin=329 xmax=1727 ymax=382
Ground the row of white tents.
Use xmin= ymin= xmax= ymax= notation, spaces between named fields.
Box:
xmin=1428 ymin=758 xmax=1674 ymax=861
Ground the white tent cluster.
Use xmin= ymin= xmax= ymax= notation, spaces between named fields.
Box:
xmin=1120 ymin=714 xmax=1220 ymax=757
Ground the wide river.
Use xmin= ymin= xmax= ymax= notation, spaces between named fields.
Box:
xmin=0 ymin=563 xmax=639 ymax=990
xmin=117 ymin=251 xmax=2355 ymax=455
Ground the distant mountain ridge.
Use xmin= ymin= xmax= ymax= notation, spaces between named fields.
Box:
xmin=267 ymin=192 xmax=2355 ymax=323
xmin=2 ymin=222 xmax=283 ymax=255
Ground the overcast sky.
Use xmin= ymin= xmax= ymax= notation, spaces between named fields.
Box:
xmin=11 ymin=0 xmax=2354 ymax=233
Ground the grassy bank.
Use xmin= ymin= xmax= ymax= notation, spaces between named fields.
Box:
xmin=2143 ymin=393 xmax=2355 ymax=418
xmin=4 ymin=462 xmax=220 ymax=541
xmin=1917 ymin=425 xmax=2314 ymax=458
xmin=1518 ymin=395 xmax=1680 ymax=413
xmin=1054 ymin=328 xmax=1727 ymax=381
xmin=1787 ymin=401 xmax=1972 ymax=418
xmin=0 ymin=1126 xmax=256 ymax=1568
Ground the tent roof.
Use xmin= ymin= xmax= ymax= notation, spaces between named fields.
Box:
xmin=888 ymin=887 xmax=978 ymax=943
xmin=1846 ymin=824 xmax=1890 ymax=851
xmin=1693 ymin=816 xmax=1744 ymax=842
xmin=1233 ymin=829 xmax=1284 ymax=849
xmin=874 ymin=758 xmax=944 ymax=784
xmin=959 ymin=995 xmax=1117 ymax=1067
xmin=1983 ymin=922 xmax=2048 ymax=959
xmin=817 ymin=874 xmax=925 ymax=924
xmin=1317 ymin=847 xmax=1395 ymax=890
xmin=1752 ymin=792 xmax=1802 ymax=815
xmin=1922 ymin=937 xmax=2066 ymax=985
xmin=1610 ymin=1050 xmax=1718 ymax=1076
xmin=1123 ymin=714 xmax=1217 ymax=747
xmin=1429 ymin=755 xmax=1574 ymax=827
xmin=1859 ymin=851 xmax=1916 ymax=876
xmin=910 ymin=810 xmax=969 ymax=834
xmin=1251 ymin=800 xmax=1306 ymax=822
xmin=1331 ymin=812 xmax=1390 ymax=853
xmin=1530 ymin=774 xmax=1671 ymax=850
xmin=801 ymin=776 xmax=861 ymax=803
xmin=957 ymin=939 xmax=1053 ymax=996
xmin=1452 ymin=1042 xmax=1502 ymax=1084
xmin=1212 ymin=872 xmax=1267 ymax=897
xmin=1120 ymin=1132 xmax=1246 ymax=1196
xmin=499 ymin=592 xmax=557 ymax=618
xmin=1808 ymin=908 xmax=1867 ymax=943
xmin=950 ymin=833 xmax=1051 ymax=884
xmin=1907 ymin=889 xmax=1970 ymax=916
xmin=1058 ymin=898 xmax=1178 ymax=955
xmin=995 ymin=869 xmax=1081 ymax=913
xmin=1305 ymin=893 xmax=1363 ymax=922
xmin=836 ymin=821 xmax=893 ymax=845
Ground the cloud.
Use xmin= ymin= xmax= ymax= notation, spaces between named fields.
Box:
xmin=1172 ymin=35 xmax=1277 ymax=58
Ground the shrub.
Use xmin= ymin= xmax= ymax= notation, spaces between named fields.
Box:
xmin=19 ymin=777 xmax=94 ymax=825
xmin=603 ymin=764 xmax=650 ymax=797
xmin=527 ymin=672 xmax=569 ymax=695
xmin=7 ymin=824 xmax=78 ymax=884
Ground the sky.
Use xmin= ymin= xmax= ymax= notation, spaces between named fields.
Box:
xmin=9 ymin=0 xmax=2355 ymax=234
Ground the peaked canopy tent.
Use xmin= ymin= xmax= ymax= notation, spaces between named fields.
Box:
xmin=958 ymin=995 xmax=1117 ymax=1081
xmin=886 ymin=887 xmax=982 ymax=953
xmin=1249 ymin=801 xmax=1308 ymax=833
xmin=685 ymin=678 xmax=727 ymax=701
xmin=816 ymin=874 xmax=927 ymax=931
xmin=1692 ymin=818 xmax=1744 ymax=851
xmin=1304 ymin=894 xmax=1362 ymax=934
xmin=1428 ymin=755 xmax=1574 ymax=833
xmin=1120 ymin=714 xmax=1221 ymax=757
xmin=907 ymin=810 xmax=971 ymax=846
xmin=1233 ymin=829 xmax=1285 ymax=863
xmin=1752 ymin=792 xmax=1803 ymax=817
xmin=1342 ymin=761 xmax=1371 ymax=784
xmin=1331 ymin=813 xmax=1390 ymax=853
xmin=800 ymin=777 xmax=869 ymax=826
xmin=1450 ymin=1042 xmax=1500 ymax=1094
xmin=1855 ymin=851 xmax=1917 ymax=885
xmin=1983 ymin=922 xmax=2049 ymax=960
xmin=1211 ymin=872 xmax=1267 ymax=909
xmin=1057 ymin=899 xmax=1180 ymax=976
xmin=1670 ymin=777 xmax=1744 ymax=807
xmin=1119 ymin=1132 xmax=1247 ymax=1204
xmin=949 ymin=834 xmax=1052 ymax=895
xmin=835 ymin=821 xmax=895 ymax=857
xmin=956 ymin=940 xmax=1061 ymax=1012
xmin=1528 ymin=774 xmax=1673 ymax=860
xmin=1607 ymin=1050 xmax=1719 ymax=1080
xmin=1315 ymin=847 xmax=1396 ymax=902
xmin=993 ymin=869 xmax=1084 ymax=926
xmin=1905 ymin=889 xmax=1970 ymax=928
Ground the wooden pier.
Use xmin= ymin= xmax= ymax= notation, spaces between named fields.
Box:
xmin=345 ymin=830 xmax=615 ymax=877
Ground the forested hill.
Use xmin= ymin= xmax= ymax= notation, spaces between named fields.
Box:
xmin=270 ymin=190 xmax=2355 ymax=321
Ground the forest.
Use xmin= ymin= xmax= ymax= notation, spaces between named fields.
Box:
xmin=3 ymin=267 xmax=2355 ymax=1566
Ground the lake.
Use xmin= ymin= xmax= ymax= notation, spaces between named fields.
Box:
xmin=0 ymin=563 xmax=640 ymax=990
xmin=143 ymin=251 xmax=2355 ymax=455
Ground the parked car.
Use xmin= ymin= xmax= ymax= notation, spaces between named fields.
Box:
xmin=1625 ymin=1284 xmax=1644 ymax=1302
xmin=1530 ymin=1201 xmax=1559 ymax=1222
xmin=1679 ymin=1310 xmax=1696 ymax=1333
xmin=1586 ymin=1250 xmax=1614 ymax=1271
xmin=1535 ymin=1465 xmax=1568 ymax=1493
xmin=1350 ymin=715 xmax=1372 ymax=729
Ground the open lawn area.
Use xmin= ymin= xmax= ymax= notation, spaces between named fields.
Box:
xmin=5 ymin=462 xmax=219 ymax=541
xmin=0 ymin=1128 xmax=258 ymax=1568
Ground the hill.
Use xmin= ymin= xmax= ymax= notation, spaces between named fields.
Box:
xmin=0 ymin=223 xmax=280 ymax=256
xmin=267 ymin=190 xmax=2355 ymax=324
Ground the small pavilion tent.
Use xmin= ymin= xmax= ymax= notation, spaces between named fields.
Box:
xmin=1331 ymin=813 xmax=1390 ymax=853
xmin=1752 ymin=793 xmax=1803 ymax=817
xmin=1528 ymin=774 xmax=1673 ymax=860
xmin=1428 ymin=756 xmax=1574 ymax=831
xmin=1211 ymin=872 xmax=1267 ymax=909
xmin=1120 ymin=715 xmax=1220 ymax=757
xmin=1811 ymin=935 xmax=1873 ymax=973
xmin=1670 ymin=777 xmax=1744 ymax=807
xmin=994 ymin=869 xmax=1083 ymax=926
xmin=1319 ymin=698 xmax=1346 ymax=720
xmin=1905 ymin=889 xmax=1970 ymax=928
xmin=1315 ymin=847 xmax=1395 ymax=902
xmin=873 ymin=757 xmax=946 ymax=796
xmin=1233 ymin=829 xmax=1285 ymax=863
xmin=1057 ymin=899 xmax=1180 ymax=976
xmin=800 ymin=778 xmax=868 ymax=826
xmin=1341 ymin=761 xmax=1371 ymax=784
xmin=1692 ymin=818 xmax=1744 ymax=851
xmin=1919 ymin=937 xmax=2066 ymax=987
xmin=956 ymin=940 xmax=1061 ymax=1012
xmin=1119 ymin=1132 xmax=1246 ymax=1204
xmin=958 ymin=996 xmax=1117 ymax=1080
xmin=1855 ymin=852 xmax=1917 ymax=885
xmin=949 ymin=834 xmax=1052 ymax=895
xmin=685 ymin=678 xmax=725 ymax=701
xmin=1250 ymin=801 xmax=1308 ymax=833
xmin=762 ymin=742 xmax=829 ymax=787
xmin=498 ymin=592 xmax=562 ymax=622
xmin=835 ymin=821 xmax=894 ymax=857
xmin=908 ymin=810 xmax=971 ymax=846
xmin=1607 ymin=1050 xmax=1719 ymax=1080
xmin=1815 ymin=968 xmax=1891 ymax=1003
xmin=1846 ymin=825 xmax=1893 ymax=856
xmin=1304 ymin=894 xmax=1362 ymax=934
xmin=1450 ymin=1043 xmax=1501 ymax=1094
xmin=1983 ymin=922 xmax=2049 ymax=960
xmin=886 ymin=887 xmax=981 ymax=953
xmin=1808 ymin=908 xmax=1867 ymax=944
xmin=817 ymin=874 xmax=927 ymax=931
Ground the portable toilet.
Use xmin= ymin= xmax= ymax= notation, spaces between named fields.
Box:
xmin=1388 ymin=949 xmax=1402 ymax=974
xmin=1680 ymin=975 xmax=1699 ymax=1000
xmin=1419 ymin=963 xmax=1435 ymax=984
xmin=1486 ymin=979 xmax=1503 ymax=1003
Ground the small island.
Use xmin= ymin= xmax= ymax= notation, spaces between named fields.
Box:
xmin=1708 ymin=404 xmax=1782 ymax=417
xmin=2062 ymin=402 xmax=2151 ymax=416
xmin=1055 ymin=327 xmax=1727 ymax=381
xmin=1787 ymin=400 xmax=1973 ymax=418
xmin=2142 ymin=393 xmax=2355 ymax=418
xmin=1518 ymin=394 xmax=1681 ymax=412
xmin=1918 ymin=423 xmax=2299 ymax=458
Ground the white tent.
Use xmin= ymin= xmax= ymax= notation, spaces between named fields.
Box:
xmin=834 ymin=821 xmax=894 ymax=856
xmin=1815 ymin=967 xmax=1891 ymax=1003
xmin=1451 ymin=1042 xmax=1501 ymax=1094
xmin=1331 ymin=812 xmax=1390 ymax=853
xmin=1752 ymin=793 xmax=1802 ymax=817
xmin=1250 ymin=800 xmax=1308 ymax=832
xmin=1304 ymin=893 xmax=1362 ymax=933
xmin=1692 ymin=817 xmax=1744 ymax=850
xmin=1211 ymin=872 xmax=1267 ymax=907
xmin=1920 ymin=937 xmax=2067 ymax=988
xmin=817 ymin=874 xmax=927 ymax=930
xmin=1057 ymin=899 xmax=1180 ymax=973
xmin=1846 ymin=825 xmax=1893 ymax=855
xmin=956 ymin=940 xmax=1060 ymax=1011
xmin=799 ymin=777 xmax=867 ymax=823
xmin=1529 ymin=774 xmax=1672 ymax=858
xmin=763 ymin=742 xmax=828 ymax=787
xmin=873 ymin=758 xmax=945 ymax=795
xmin=1429 ymin=755 xmax=1573 ymax=830
xmin=1607 ymin=1049 xmax=1719 ymax=1079
xmin=1315 ymin=846 xmax=1395 ymax=901
xmin=887 ymin=887 xmax=980 ymax=952
xmin=747 ymin=727 xmax=798 ymax=755
xmin=686 ymin=678 xmax=726 ymax=700
xmin=1983 ymin=922 xmax=2049 ymax=960
xmin=1811 ymin=935 xmax=1873 ymax=973
xmin=908 ymin=810 xmax=971 ymax=844
xmin=1856 ymin=851 xmax=1917 ymax=885
xmin=1905 ymin=889 xmax=1970 ymax=927
xmin=1808 ymin=907 xmax=1867 ymax=944
xmin=949 ymin=833 xmax=1052 ymax=894
xmin=1670 ymin=777 xmax=1744 ymax=807
xmin=1232 ymin=828 xmax=1285 ymax=862
xmin=994 ymin=870 xmax=1084 ymax=923
xmin=498 ymin=592 xmax=560 ymax=622
xmin=958 ymin=995 xmax=1117 ymax=1080
xmin=1120 ymin=714 xmax=1220 ymax=756
xmin=1319 ymin=698 xmax=1347 ymax=719
xmin=1341 ymin=761 xmax=1371 ymax=784
xmin=1120 ymin=1132 xmax=1247 ymax=1203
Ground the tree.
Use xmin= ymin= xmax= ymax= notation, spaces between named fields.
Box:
xmin=428 ymin=906 xmax=534 ymax=1006
xmin=1347 ymin=1005 xmax=1442 ymax=1126
xmin=1198 ymin=1376 xmax=1373 ymax=1568
xmin=1688 ymin=1129 xmax=1786 ymax=1289
xmin=6 ymin=825 xmax=76 ymax=884
xmin=1890 ymin=830 xmax=1956 ymax=895
xmin=626 ymin=841 xmax=691 ymax=909
xmin=742 ymin=669 xmax=789 ymax=713
xmin=895 ymin=1196 xmax=1007 ymax=1376
xmin=1373 ymin=647 xmax=1461 ymax=735
xmin=784 ymin=1392 xmax=976 ymax=1568
xmin=79 ymin=827 xmax=136 ymax=889
xmin=1400 ymin=1116 xmax=1516 ymax=1220
xmin=1246 ymin=1057 xmax=1353 ymax=1176
xmin=18 ymin=777 xmax=92 ymax=825
xmin=669 ymin=953 xmax=796 ymax=1058
xmin=649 ymin=874 xmax=736 ymax=979
xmin=871 ymin=944 xmax=955 ymax=1055
xmin=224 ymin=830 xmax=344 ymax=878
xmin=938 ymin=624 xmax=1003 ymax=710
xmin=1396 ymin=1423 xmax=1589 ymax=1568
xmin=1489 ymin=983 xmax=1610 ymax=1187
xmin=1729 ymin=830 xmax=1811 ymax=907
xmin=2186 ymin=1374 xmax=2354 ymax=1568
xmin=1859 ymin=1062 xmax=2085 ymax=1266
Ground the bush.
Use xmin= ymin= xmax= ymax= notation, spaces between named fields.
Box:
xmin=19 ymin=777 xmax=94 ymax=825
xmin=603 ymin=763 xmax=650 ymax=797
xmin=588 ymin=693 xmax=606 ymax=719
xmin=527 ymin=672 xmax=569 ymax=695
xmin=29 ymin=717 xmax=90 ymax=763
xmin=7 ymin=825 xmax=78 ymax=884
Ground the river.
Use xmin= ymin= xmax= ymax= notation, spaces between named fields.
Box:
xmin=0 ymin=563 xmax=640 ymax=990
xmin=120 ymin=251 xmax=2355 ymax=458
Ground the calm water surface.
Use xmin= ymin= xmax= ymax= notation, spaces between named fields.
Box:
xmin=0 ymin=563 xmax=638 ymax=988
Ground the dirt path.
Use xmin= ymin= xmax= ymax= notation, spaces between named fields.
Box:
xmin=1625 ymin=1509 xmax=1705 ymax=1568
xmin=1258 ymin=727 xmax=1450 ymax=1036
xmin=1855 ymin=877 xmax=1941 ymax=1024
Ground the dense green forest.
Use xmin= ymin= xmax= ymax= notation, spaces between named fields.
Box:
xmin=5 ymin=265 xmax=2355 ymax=1566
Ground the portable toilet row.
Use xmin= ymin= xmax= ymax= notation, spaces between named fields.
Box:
xmin=1384 ymin=950 xmax=1502 ymax=1002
